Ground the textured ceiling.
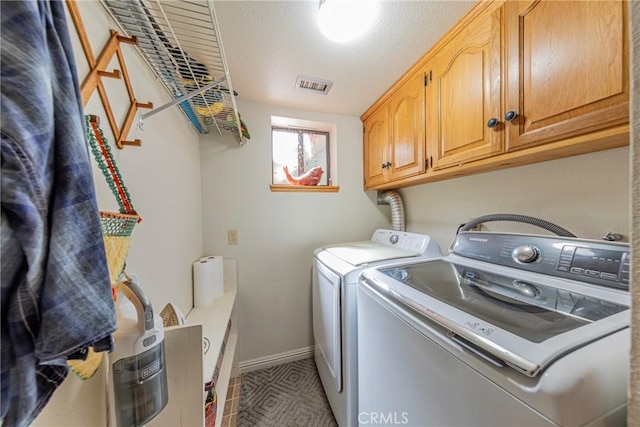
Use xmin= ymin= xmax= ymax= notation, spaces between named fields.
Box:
xmin=214 ymin=1 xmax=475 ymax=117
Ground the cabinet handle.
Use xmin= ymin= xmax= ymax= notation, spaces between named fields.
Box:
xmin=381 ymin=163 xmax=387 ymax=169
xmin=504 ymin=110 xmax=518 ymax=122
xmin=386 ymin=161 xmax=392 ymax=168
xmin=424 ymin=71 xmax=433 ymax=87
xmin=486 ymin=118 xmax=500 ymax=128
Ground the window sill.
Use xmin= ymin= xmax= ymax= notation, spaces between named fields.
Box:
xmin=270 ymin=185 xmax=340 ymax=193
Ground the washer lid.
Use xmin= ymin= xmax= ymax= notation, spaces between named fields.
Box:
xmin=363 ymin=259 xmax=630 ymax=377
xmin=324 ymin=241 xmax=419 ymax=266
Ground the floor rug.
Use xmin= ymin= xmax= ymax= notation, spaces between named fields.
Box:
xmin=238 ymin=358 xmax=337 ymax=427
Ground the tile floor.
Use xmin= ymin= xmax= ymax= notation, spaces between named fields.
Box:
xmin=219 ymin=375 xmax=241 ymax=427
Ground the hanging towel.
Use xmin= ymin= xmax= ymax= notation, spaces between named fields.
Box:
xmin=0 ymin=1 xmax=117 ymax=426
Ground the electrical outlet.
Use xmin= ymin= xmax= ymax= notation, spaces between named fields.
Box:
xmin=228 ymin=229 xmax=238 ymax=245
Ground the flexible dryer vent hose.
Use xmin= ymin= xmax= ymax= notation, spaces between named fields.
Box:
xmin=377 ymin=190 xmax=405 ymax=232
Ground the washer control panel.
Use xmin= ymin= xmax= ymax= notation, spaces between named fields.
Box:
xmin=451 ymin=232 xmax=630 ymax=290
xmin=557 ymin=245 xmax=629 ymax=284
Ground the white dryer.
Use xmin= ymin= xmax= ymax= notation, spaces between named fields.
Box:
xmin=312 ymin=229 xmax=442 ymax=427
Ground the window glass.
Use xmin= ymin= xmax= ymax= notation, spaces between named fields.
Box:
xmin=272 ymin=127 xmax=330 ymax=186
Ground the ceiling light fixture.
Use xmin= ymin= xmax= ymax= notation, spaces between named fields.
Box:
xmin=318 ymin=0 xmax=379 ymax=43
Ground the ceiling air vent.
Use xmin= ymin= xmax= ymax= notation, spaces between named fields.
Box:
xmin=295 ymin=75 xmax=333 ymax=95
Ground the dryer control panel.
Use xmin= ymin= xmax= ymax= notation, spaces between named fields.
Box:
xmin=372 ymin=229 xmax=441 ymax=257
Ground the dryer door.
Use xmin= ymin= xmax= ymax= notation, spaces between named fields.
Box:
xmin=313 ymin=259 xmax=342 ymax=392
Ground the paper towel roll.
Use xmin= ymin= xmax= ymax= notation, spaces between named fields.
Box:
xmin=193 ymin=256 xmax=224 ymax=308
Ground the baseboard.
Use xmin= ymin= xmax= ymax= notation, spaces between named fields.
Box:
xmin=238 ymin=346 xmax=314 ymax=374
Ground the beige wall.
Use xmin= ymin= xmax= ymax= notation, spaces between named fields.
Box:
xmin=400 ymin=147 xmax=630 ymax=250
xmin=199 ymin=99 xmax=389 ymax=362
xmin=34 ymin=2 xmax=203 ymax=425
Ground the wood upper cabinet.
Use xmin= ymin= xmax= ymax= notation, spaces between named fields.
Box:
xmin=387 ymin=72 xmax=426 ymax=181
xmin=361 ymin=0 xmax=629 ymax=190
xmin=504 ymin=0 xmax=629 ymax=151
xmin=426 ymin=2 xmax=503 ymax=171
xmin=363 ymin=105 xmax=389 ymax=188
xmin=363 ymin=72 xmax=425 ymax=189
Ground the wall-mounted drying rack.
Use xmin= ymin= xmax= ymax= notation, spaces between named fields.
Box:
xmin=100 ymin=0 xmax=247 ymax=146
xmin=67 ymin=0 xmax=153 ymax=149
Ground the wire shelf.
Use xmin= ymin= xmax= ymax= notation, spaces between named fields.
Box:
xmin=101 ymin=0 xmax=246 ymax=145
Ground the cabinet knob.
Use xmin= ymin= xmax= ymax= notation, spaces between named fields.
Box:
xmin=486 ymin=118 xmax=499 ymax=128
xmin=504 ymin=110 xmax=518 ymax=122
xmin=381 ymin=163 xmax=387 ymax=169
xmin=385 ymin=161 xmax=392 ymax=168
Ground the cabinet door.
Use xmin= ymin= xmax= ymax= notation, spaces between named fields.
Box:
xmin=388 ymin=72 xmax=426 ymax=181
xmin=363 ymin=105 xmax=389 ymax=189
xmin=427 ymin=3 xmax=503 ymax=171
xmin=149 ymin=324 xmax=204 ymax=427
xmin=505 ymin=0 xmax=629 ymax=151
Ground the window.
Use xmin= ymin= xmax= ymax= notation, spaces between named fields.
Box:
xmin=272 ymin=127 xmax=329 ymax=185
xmin=270 ymin=116 xmax=338 ymax=192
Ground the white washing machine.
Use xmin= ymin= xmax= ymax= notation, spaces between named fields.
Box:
xmin=358 ymin=230 xmax=630 ymax=426
xmin=312 ymin=229 xmax=442 ymax=427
